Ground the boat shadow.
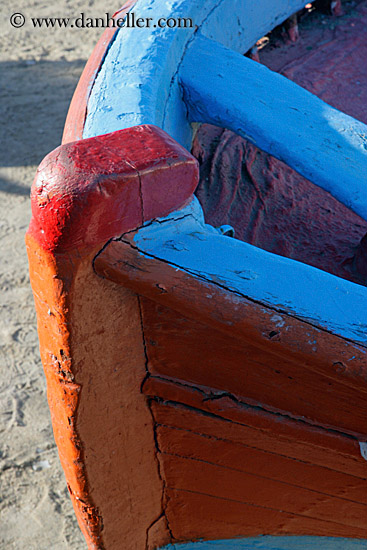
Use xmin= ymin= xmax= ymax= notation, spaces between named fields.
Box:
xmin=0 ymin=58 xmax=86 ymax=195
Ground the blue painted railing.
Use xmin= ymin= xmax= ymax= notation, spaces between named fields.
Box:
xmin=84 ymin=0 xmax=367 ymax=344
xmin=130 ymin=198 xmax=367 ymax=346
xmin=180 ymin=35 xmax=367 ymax=222
xmin=84 ymin=0 xmax=307 ymax=146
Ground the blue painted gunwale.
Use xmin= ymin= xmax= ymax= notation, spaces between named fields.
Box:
xmin=84 ymin=0 xmax=306 ymax=147
xmin=84 ymin=0 xmax=367 ymax=222
xmin=160 ymin=536 xmax=367 ymax=549
xmin=179 ymin=35 xmax=367 ymax=222
xmin=84 ymin=0 xmax=367 ymax=389
xmin=129 ymin=198 xmax=367 ymax=346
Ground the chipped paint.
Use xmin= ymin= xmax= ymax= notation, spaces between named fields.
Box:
xmin=270 ymin=315 xmax=285 ymax=328
xmin=83 ymin=0 xmax=306 ymax=147
xmin=130 ymin=198 xmax=367 ymax=345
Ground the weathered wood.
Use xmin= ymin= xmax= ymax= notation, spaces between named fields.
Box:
xmin=155 ymin=414 xmax=367 ymax=503
xmin=162 ymin=455 xmax=367 ymax=531
xmin=100 ymin=200 xmax=367 ymax=346
xmin=26 ymin=126 xmax=198 ymax=549
xmin=29 ymin=125 xmax=198 ymax=251
xmin=163 ymin=488 xmax=367 ymax=542
xmin=146 ymin=383 xmax=367 ymax=479
xmin=154 ymin=395 xmax=367 ymax=539
xmin=62 ymin=1 xmax=137 ymax=144
xmin=139 ymin=300 xmax=367 ymax=436
xmin=31 ymin=0 xmax=367 ymax=544
xmin=94 ymin=202 xmax=367 ymax=409
xmin=95 ymin=241 xmax=367 ymax=384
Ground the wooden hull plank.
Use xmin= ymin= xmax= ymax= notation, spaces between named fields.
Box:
xmin=141 ymin=299 xmax=367 ymax=437
xmin=158 ymin=431 xmax=367 ymax=528
xmin=156 ymin=425 xmax=367 ymax=505
xmin=126 ymin=194 xmax=367 ymax=348
xmin=163 ymin=488 xmax=367 ymax=541
xmin=95 ymin=199 xmax=367 ymax=437
xmin=147 ymin=392 xmax=367 ymax=479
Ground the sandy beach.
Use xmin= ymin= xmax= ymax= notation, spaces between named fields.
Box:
xmin=0 ymin=1 xmax=112 ymax=547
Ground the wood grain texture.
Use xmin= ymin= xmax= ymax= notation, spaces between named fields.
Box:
xmin=140 ymin=300 xmax=367 ymax=436
xmin=26 ymin=126 xmax=201 ymax=548
xmin=145 ymin=381 xmax=367 ymax=479
xmin=157 ymin=424 xmax=367 ymax=504
xmin=149 ymin=397 xmax=367 ymax=540
xmin=31 ymin=0 xmax=367 ymax=544
xmin=141 ymin=292 xmax=367 ymax=541
xmin=95 ymin=198 xmax=367 ymax=347
xmin=163 ymin=488 xmax=367 ymax=542
xmin=94 ymin=202 xmax=367 ymax=541
xmin=157 ymin=422 xmax=367 ymax=518
xmin=95 ymin=228 xmax=367 ymax=435
xmin=94 ymin=252 xmax=367 ymax=377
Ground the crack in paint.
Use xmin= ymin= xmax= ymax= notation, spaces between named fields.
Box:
xmin=118 ymin=237 xmax=367 ymax=350
xmin=137 ymin=297 xmax=174 ymax=548
xmin=144 ymin=375 xmax=362 ymax=443
xmin=161 ymin=0 xmax=227 ymax=129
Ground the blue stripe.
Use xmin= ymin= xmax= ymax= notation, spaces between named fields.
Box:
xmin=84 ymin=0 xmax=306 ymax=147
xmin=160 ymin=536 xmax=367 ymax=549
xmin=131 ymin=198 xmax=367 ymax=345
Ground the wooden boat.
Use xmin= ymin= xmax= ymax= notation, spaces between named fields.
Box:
xmin=26 ymin=0 xmax=367 ymax=548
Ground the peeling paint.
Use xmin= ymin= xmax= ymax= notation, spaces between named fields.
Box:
xmin=83 ymin=0 xmax=307 ymax=148
xmin=127 ymin=198 xmax=367 ymax=345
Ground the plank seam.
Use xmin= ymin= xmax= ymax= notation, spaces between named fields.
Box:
xmin=159 ymin=449 xmax=367 ymax=508
xmin=119 ymin=236 xmax=367 ymax=350
xmin=144 ymin=374 xmax=365 ymax=441
xmin=137 ymin=296 xmax=174 ymax=548
xmin=165 ymin=487 xmax=367 ymax=535
xmin=154 ymin=421 xmax=367 ymax=482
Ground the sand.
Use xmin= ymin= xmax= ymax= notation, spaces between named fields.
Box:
xmin=0 ymin=1 xmax=112 ymax=547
